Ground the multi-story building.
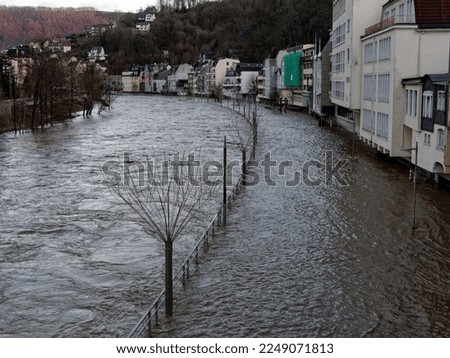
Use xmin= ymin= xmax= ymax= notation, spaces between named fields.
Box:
xmin=215 ymin=58 xmax=240 ymax=87
xmin=359 ymin=0 xmax=450 ymax=177
xmin=330 ymin=0 xmax=386 ymax=131
xmin=260 ymin=58 xmax=277 ymax=102
xmin=312 ymin=40 xmax=333 ymax=118
xmin=122 ymin=65 xmax=143 ymax=93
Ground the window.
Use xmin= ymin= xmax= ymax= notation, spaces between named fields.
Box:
xmin=333 ymin=0 xmax=346 ymax=19
xmin=364 ymin=42 xmax=376 ymax=64
xmin=376 ymin=112 xmax=389 ymax=140
xmin=363 ymin=74 xmax=376 ymax=101
xmin=399 ymin=3 xmax=405 ymax=20
xmin=379 ymin=37 xmax=391 ymax=61
xmin=424 ymin=133 xmax=431 ymax=145
xmin=332 ymin=50 xmax=346 ymax=72
xmin=437 ymin=90 xmax=446 ymax=112
xmin=422 ymin=91 xmax=433 ymax=118
xmin=378 ymin=73 xmax=390 ymax=103
xmin=405 ymin=89 xmax=418 ymax=116
xmin=332 ymin=81 xmax=345 ymax=100
xmin=437 ymin=129 xmax=445 ymax=148
xmin=406 ymin=0 xmax=413 ymax=19
xmin=362 ymin=109 xmax=374 ymax=132
xmin=347 ymin=19 xmax=350 ymax=33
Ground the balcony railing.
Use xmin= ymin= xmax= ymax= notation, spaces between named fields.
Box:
xmin=364 ymin=14 xmax=416 ymax=37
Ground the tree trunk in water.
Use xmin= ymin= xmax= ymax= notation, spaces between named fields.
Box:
xmin=165 ymin=240 xmax=173 ymax=317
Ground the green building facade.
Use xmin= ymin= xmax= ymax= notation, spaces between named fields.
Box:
xmin=283 ymin=52 xmax=302 ymax=88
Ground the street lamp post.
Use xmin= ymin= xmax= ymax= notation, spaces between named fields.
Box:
xmin=402 ymin=141 xmax=418 ymax=229
xmin=223 ymin=136 xmax=243 ymax=226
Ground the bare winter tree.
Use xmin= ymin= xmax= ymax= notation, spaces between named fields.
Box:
xmin=227 ymin=98 xmax=261 ymax=184
xmin=104 ymin=150 xmax=220 ymax=316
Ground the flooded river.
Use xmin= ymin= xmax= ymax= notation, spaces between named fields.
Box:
xmin=1 ymin=95 xmax=450 ymax=337
xmin=153 ymin=103 xmax=450 ymax=338
xmin=0 ymin=95 xmax=239 ymax=337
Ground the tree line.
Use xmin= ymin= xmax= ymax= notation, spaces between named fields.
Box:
xmin=99 ymin=0 xmax=331 ymax=72
xmin=0 ymin=48 xmax=110 ymax=133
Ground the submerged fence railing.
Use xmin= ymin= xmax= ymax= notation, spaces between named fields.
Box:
xmin=128 ymin=97 xmax=257 ymax=338
xmin=129 ymin=177 xmax=243 ymax=338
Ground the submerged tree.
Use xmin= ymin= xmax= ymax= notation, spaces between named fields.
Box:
xmin=78 ymin=62 xmax=110 ymax=118
xmin=105 ymin=150 xmax=220 ymax=316
xmin=227 ymin=98 xmax=261 ymax=185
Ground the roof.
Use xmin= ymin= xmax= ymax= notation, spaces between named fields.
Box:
xmin=236 ymin=63 xmax=263 ymax=72
xmin=424 ymin=73 xmax=449 ymax=85
xmin=415 ymin=0 xmax=450 ymax=27
xmin=402 ymin=74 xmax=449 ymax=85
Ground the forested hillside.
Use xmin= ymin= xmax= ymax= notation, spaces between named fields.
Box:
xmin=99 ymin=0 xmax=331 ymax=72
xmin=0 ymin=6 xmax=116 ymax=50
xmin=1 ymin=0 xmax=332 ymax=68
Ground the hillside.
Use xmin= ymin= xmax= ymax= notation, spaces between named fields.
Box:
xmin=0 ymin=0 xmax=332 ymax=68
xmin=99 ymin=0 xmax=332 ymax=72
xmin=0 ymin=6 xmax=118 ymax=50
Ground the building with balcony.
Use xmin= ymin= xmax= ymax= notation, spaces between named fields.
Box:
xmin=359 ymin=0 xmax=450 ymax=172
xmin=330 ymin=0 xmax=386 ymax=131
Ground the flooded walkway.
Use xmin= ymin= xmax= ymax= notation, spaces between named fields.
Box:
xmin=153 ymin=107 xmax=450 ymax=338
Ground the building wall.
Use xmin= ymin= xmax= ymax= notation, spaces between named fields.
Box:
xmin=330 ymin=0 xmax=386 ymax=122
xmin=360 ymin=26 xmax=450 ymax=158
xmin=215 ymin=59 xmax=239 ymax=86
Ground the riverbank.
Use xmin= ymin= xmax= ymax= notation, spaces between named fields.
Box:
xmin=151 ymin=105 xmax=450 ymax=338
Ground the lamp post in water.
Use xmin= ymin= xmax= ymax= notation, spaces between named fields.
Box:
xmin=223 ymin=135 xmax=243 ymax=226
xmin=402 ymin=141 xmax=418 ymax=229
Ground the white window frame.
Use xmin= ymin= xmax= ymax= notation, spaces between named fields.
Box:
xmin=437 ymin=90 xmax=446 ymax=112
xmin=363 ymin=74 xmax=376 ymax=101
xmin=422 ymin=91 xmax=433 ymax=118
xmin=379 ymin=37 xmax=391 ymax=61
xmin=378 ymin=73 xmax=390 ymax=103
xmin=364 ymin=42 xmax=376 ymax=64
xmin=362 ymin=109 xmax=374 ymax=133
xmin=437 ymin=128 xmax=445 ymax=148
xmin=376 ymin=112 xmax=389 ymax=141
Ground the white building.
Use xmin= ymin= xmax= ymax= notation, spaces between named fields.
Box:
xmin=312 ymin=40 xmax=333 ymax=118
xmin=261 ymin=58 xmax=277 ymax=102
xmin=236 ymin=63 xmax=263 ymax=98
xmin=215 ymin=58 xmax=240 ymax=87
xmin=359 ymin=0 xmax=450 ymax=174
xmin=122 ymin=65 xmax=142 ymax=93
xmin=136 ymin=9 xmax=156 ymax=32
xmin=330 ymin=0 xmax=386 ymax=131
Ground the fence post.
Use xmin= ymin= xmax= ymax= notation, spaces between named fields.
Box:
xmin=223 ymin=135 xmax=227 ymax=226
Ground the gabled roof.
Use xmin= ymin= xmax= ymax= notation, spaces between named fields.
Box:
xmin=402 ymin=74 xmax=449 ymax=86
xmin=415 ymin=0 xmax=450 ymax=28
xmin=424 ymin=73 xmax=449 ymax=85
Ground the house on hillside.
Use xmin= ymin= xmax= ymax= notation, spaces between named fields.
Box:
xmin=84 ymin=23 xmax=114 ymax=36
xmin=136 ymin=8 xmax=157 ymax=32
xmin=88 ymin=46 xmax=106 ymax=62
